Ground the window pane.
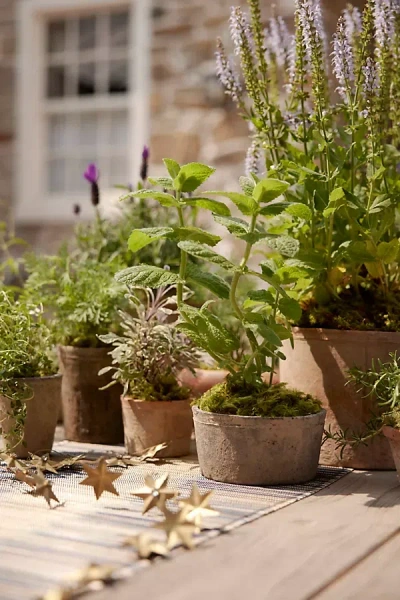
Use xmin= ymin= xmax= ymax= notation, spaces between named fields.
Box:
xmin=47 ymin=21 xmax=66 ymax=53
xmin=48 ymin=115 xmax=66 ymax=150
xmin=108 ymin=60 xmax=128 ymax=94
xmin=78 ymin=63 xmax=96 ymax=95
xmin=79 ymin=17 xmax=96 ymax=50
xmin=48 ymin=159 xmax=66 ymax=193
xmin=68 ymin=158 xmax=95 ymax=192
xmin=110 ymin=12 xmax=129 ymax=48
xmin=79 ymin=113 xmax=98 ymax=148
xmin=109 ymin=155 xmax=128 ymax=185
xmin=47 ymin=66 xmax=65 ymax=98
xmin=109 ymin=111 xmax=128 ymax=146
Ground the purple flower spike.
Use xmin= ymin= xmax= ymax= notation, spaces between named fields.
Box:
xmin=83 ymin=163 xmax=99 ymax=184
xmin=140 ymin=145 xmax=150 ymax=182
xmin=142 ymin=145 xmax=150 ymax=160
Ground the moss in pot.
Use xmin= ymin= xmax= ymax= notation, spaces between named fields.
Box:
xmin=116 ymin=159 xmax=325 ymax=485
xmin=0 ymin=292 xmax=60 ymax=458
xmin=99 ymin=284 xmax=201 ymax=458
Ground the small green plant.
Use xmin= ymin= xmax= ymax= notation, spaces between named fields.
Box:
xmin=0 ymin=291 xmax=57 ymax=450
xmin=324 ymin=352 xmax=400 ymax=455
xmin=98 ymin=284 xmax=200 ymax=401
xmin=115 ymin=159 xmax=320 ymax=417
xmin=216 ymin=0 xmax=400 ymax=331
xmin=23 ymin=251 xmax=125 ymax=348
xmin=0 ymin=221 xmax=26 ymax=290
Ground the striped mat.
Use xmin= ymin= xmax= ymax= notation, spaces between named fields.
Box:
xmin=0 ymin=440 xmax=350 ymax=600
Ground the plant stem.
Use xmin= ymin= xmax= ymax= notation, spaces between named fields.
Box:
xmin=268 ymin=292 xmax=280 ymax=386
xmin=176 ymin=192 xmax=187 ymax=308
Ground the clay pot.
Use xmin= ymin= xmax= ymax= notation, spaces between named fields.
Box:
xmin=58 ymin=346 xmax=123 ymax=444
xmin=193 ymin=406 xmax=326 ymax=485
xmin=0 ymin=374 xmax=61 ymax=458
xmin=121 ymin=397 xmax=193 ymax=458
xmin=179 ymin=368 xmax=230 ymax=397
xmin=280 ymin=328 xmax=400 ymax=469
xmin=383 ymin=427 xmax=400 ymax=481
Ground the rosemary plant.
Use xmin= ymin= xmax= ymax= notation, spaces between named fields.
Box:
xmin=216 ymin=0 xmax=400 ymax=331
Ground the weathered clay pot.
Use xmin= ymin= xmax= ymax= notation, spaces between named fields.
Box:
xmin=383 ymin=427 xmax=400 ymax=481
xmin=121 ymin=397 xmax=193 ymax=458
xmin=179 ymin=369 xmax=230 ymax=397
xmin=0 ymin=374 xmax=61 ymax=458
xmin=280 ymin=328 xmax=400 ymax=469
xmin=58 ymin=346 xmax=123 ymax=444
xmin=193 ymin=405 xmax=326 ymax=485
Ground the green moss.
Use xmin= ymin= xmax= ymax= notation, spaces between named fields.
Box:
xmin=194 ymin=378 xmax=321 ymax=418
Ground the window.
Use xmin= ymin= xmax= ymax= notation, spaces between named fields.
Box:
xmin=16 ymin=0 xmax=151 ymax=222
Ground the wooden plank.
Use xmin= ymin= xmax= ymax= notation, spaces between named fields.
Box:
xmin=315 ymin=529 xmax=400 ymax=599
xmin=92 ymin=471 xmax=400 ymax=600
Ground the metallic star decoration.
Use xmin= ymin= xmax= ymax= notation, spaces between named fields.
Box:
xmin=69 ymin=563 xmax=116 ymax=587
xmin=130 ymin=473 xmax=178 ymax=514
xmin=179 ymin=484 xmax=220 ymax=528
xmin=15 ymin=469 xmax=36 ymax=487
xmin=39 ymin=586 xmax=74 ymax=600
xmin=29 ymin=472 xmax=60 ymax=507
xmin=122 ymin=532 xmax=169 ymax=559
xmin=79 ymin=457 xmax=122 ymax=500
xmin=28 ymin=454 xmax=60 ymax=474
xmin=0 ymin=453 xmax=28 ymax=471
xmin=138 ymin=443 xmax=168 ymax=462
xmin=156 ymin=506 xmax=198 ymax=550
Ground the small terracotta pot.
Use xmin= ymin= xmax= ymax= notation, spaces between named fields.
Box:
xmin=193 ymin=406 xmax=326 ymax=485
xmin=58 ymin=346 xmax=123 ymax=444
xmin=121 ymin=397 xmax=193 ymax=458
xmin=383 ymin=426 xmax=400 ymax=481
xmin=280 ymin=328 xmax=399 ymax=469
xmin=0 ymin=374 xmax=61 ymax=458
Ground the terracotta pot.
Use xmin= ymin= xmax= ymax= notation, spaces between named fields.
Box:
xmin=383 ymin=427 xmax=400 ymax=481
xmin=0 ymin=374 xmax=61 ymax=458
xmin=58 ymin=346 xmax=123 ymax=444
xmin=280 ymin=328 xmax=400 ymax=469
xmin=121 ymin=397 xmax=193 ymax=458
xmin=193 ymin=405 xmax=326 ymax=485
xmin=179 ymin=368 xmax=230 ymax=397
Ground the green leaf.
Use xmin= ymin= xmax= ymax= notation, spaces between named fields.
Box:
xmin=369 ymin=195 xmax=392 ymax=214
xmin=371 ymin=165 xmax=386 ymax=181
xmin=278 ymin=297 xmax=302 ymax=321
xmin=178 ymin=241 xmax=236 ymax=271
xmin=342 ymin=241 xmax=376 ymax=263
xmin=239 ymin=176 xmax=255 ymax=196
xmin=163 ymin=158 xmax=181 ymax=179
xmin=285 ymin=203 xmax=312 ymax=221
xmin=173 ymin=226 xmax=221 ymax=246
xmin=247 ymin=289 xmax=276 ymax=305
xmin=267 ymin=236 xmax=300 ymax=257
xmin=128 ymin=227 xmax=174 ymax=252
xmin=147 ymin=176 xmax=174 ymax=189
xmin=253 ymin=179 xmax=290 ymax=204
xmin=183 ymin=197 xmax=231 ymax=216
xmin=116 ymin=265 xmax=182 ymax=288
xmin=185 ymin=262 xmax=230 ymax=299
xmin=259 ymin=201 xmax=291 ymax=216
xmin=123 ymin=190 xmax=180 ymax=208
xmin=329 ymin=187 xmax=345 ymax=203
xmin=174 ymin=163 xmax=215 ymax=193
xmin=176 ymin=322 xmax=210 ymax=353
xmin=213 ymin=215 xmax=249 ymax=237
xmin=377 ymin=239 xmax=399 ymax=263
xmin=256 ymin=323 xmax=283 ymax=347
xmin=203 ymin=191 xmax=258 ymax=216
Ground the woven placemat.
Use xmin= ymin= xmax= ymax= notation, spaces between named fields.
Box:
xmin=0 ymin=440 xmax=350 ymax=600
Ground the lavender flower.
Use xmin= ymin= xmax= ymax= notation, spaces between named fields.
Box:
xmin=374 ymin=0 xmax=395 ymax=50
xmin=332 ymin=16 xmax=355 ymax=101
xmin=363 ymin=56 xmax=379 ymax=95
xmin=296 ymin=0 xmax=326 ymax=62
xmin=215 ymin=37 xmax=242 ymax=103
xmin=83 ymin=163 xmax=100 ymax=207
xmin=229 ymin=6 xmax=253 ymax=56
xmin=266 ymin=16 xmax=291 ymax=68
xmin=140 ymin=145 xmax=150 ymax=182
xmin=343 ymin=5 xmax=362 ymax=41
xmin=245 ymin=140 xmax=263 ymax=176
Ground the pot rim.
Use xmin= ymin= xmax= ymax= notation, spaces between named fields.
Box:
xmin=192 ymin=405 xmax=326 ymax=422
xmin=58 ymin=344 xmax=109 ymax=353
xmin=122 ymin=395 xmax=192 ymax=404
xmin=7 ymin=373 xmax=61 ymax=383
xmin=290 ymin=326 xmax=400 ymax=342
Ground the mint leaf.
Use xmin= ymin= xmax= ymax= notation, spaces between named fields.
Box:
xmin=123 ymin=190 xmax=180 ymax=208
xmin=285 ymin=203 xmax=312 ymax=221
xmin=186 ymin=262 xmax=230 ymax=299
xmin=116 ymin=265 xmax=182 ymax=288
xmin=278 ymin=297 xmax=302 ymax=321
xmin=163 ymin=158 xmax=181 ymax=178
xmin=178 ymin=241 xmax=236 ymax=271
xmin=183 ymin=197 xmax=231 ymax=216
xmin=253 ymin=179 xmax=290 ymax=203
xmin=174 ymin=163 xmax=215 ymax=193
xmin=203 ymin=191 xmax=258 ymax=216
xmin=173 ymin=226 xmax=221 ymax=246
xmin=128 ymin=227 xmax=174 ymax=252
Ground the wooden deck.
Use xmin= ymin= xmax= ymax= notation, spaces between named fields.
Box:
xmin=92 ymin=470 xmax=400 ymax=600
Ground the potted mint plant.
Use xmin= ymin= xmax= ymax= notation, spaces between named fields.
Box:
xmin=99 ymin=284 xmax=200 ymax=458
xmin=215 ymin=0 xmax=400 ymax=468
xmin=116 ymin=160 xmax=324 ymax=485
xmin=0 ymin=292 xmax=60 ymax=457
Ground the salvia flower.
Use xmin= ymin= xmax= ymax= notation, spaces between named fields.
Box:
xmin=215 ymin=37 xmax=242 ymax=103
xmin=374 ymin=0 xmax=395 ymax=50
xmin=83 ymin=163 xmax=100 ymax=207
xmin=363 ymin=56 xmax=379 ymax=95
xmin=266 ymin=16 xmax=292 ymax=68
xmin=245 ymin=140 xmax=263 ymax=176
xmin=296 ymin=0 xmax=326 ymax=63
xmin=332 ymin=16 xmax=355 ymax=101
xmin=343 ymin=5 xmax=362 ymax=41
xmin=140 ymin=145 xmax=150 ymax=182
xmin=229 ymin=6 xmax=253 ymax=56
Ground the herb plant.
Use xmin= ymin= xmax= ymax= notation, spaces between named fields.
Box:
xmin=115 ymin=160 xmax=321 ymax=417
xmin=98 ymin=284 xmax=200 ymax=401
xmin=216 ymin=0 xmax=400 ymax=331
xmin=0 ymin=291 xmax=57 ymax=450
xmin=324 ymin=353 xmax=400 ymax=455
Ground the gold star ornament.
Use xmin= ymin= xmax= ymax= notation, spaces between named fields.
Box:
xmin=0 ymin=453 xmax=28 ymax=471
xmin=179 ymin=484 xmax=220 ymax=528
xmin=156 ymin=506 xmax=197 ymax=550
xmin=130 ymin=473 xmax=178 ymax=514
xmin=122 ymin=532 xmax=168 ymax=559
xmin=39 ymin=587 xmax=74 ymax=600
xmin=79 ymin=457 xmax=122 ymax=500
xmin=30 ymin=472 xmax=60 ymax=507
xmin=69 ymin=563 xmax=116 ymax=587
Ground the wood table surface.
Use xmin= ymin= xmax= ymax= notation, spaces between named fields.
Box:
xmin=92 ymin=470 xmax=400 ymax=600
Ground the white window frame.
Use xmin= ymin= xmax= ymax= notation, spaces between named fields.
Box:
xmin=15 ymin=0 xmax=151 ymax=223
